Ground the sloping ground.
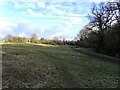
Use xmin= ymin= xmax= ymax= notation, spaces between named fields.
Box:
xmin=1 ymin=44 xmax=120 ymax=88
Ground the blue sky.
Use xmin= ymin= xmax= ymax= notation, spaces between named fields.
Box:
xmin=0 ymin=0 xmax=108 ymax=40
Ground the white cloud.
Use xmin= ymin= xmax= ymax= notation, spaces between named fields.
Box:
xmin=56 ymin=9 xmax=65 ymax=15
xmin=37 ymin=2 xmax=46 ymax=8
xmin=0 ymin=0 xmax=5 ymax=5
xmin=46 ymin=5 xmax=57 ymax=10
xmin=14 ymin=2 xmax=21 ymax=9
xmin=13 ymin=1 xmax=36 ymax=10
xmin=6 ymin=0 xmax=107 ymax=2
xmin=22 ymin=12 xmax=28 ymax=16
xmin=0 ymin=17 xmax=17 ymax=32
xmin=0 ymin=17 xmax=18 ymax=38
xmin=0 ymin=33 xmax=4 ymax=38
xmin=18 ymin=33 xmax=26 ymax=37
xmin=69 ymin=13 xmax=87 ymax=17
xmin=45 ymin=5 xmax=67 ymax=16
xmin=49 ymin=29 xmax=74 ymax=40
xmin=0 ymin=0 xmax=3 ymax=2
xmin=0 ymin=17 xmax=39 ymax=37
xmin=24 ymin=9 xmax=45 ymax=17
xmin=19 ymin=18 xmax=31 ymax=23
xmin=0 ymin=0 xmax=109 ymax=3
xmin=55 ymin=17 xmax=83 ymax=25
xmin=71 ymin=18 xmax=83 ymax=25
xmin=49 ymin=32 xmax=66 ymax=39
xmin=80 ymin=0 xmax=106 ymax=2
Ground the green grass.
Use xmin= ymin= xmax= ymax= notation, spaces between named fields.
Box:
xmin=1 ymin=43 xmax=120 ymax=88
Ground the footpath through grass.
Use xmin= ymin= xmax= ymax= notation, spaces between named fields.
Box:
xmin=1 ymin=43 xmax=120 ymax=88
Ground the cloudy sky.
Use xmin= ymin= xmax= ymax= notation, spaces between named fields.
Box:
xmin=0 ymin=0 xmax=110 ymax=40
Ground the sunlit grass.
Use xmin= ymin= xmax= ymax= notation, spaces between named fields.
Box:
xmin=0 ymin=51 xmax=6 ymax=54
xmin=0 ymin=42 xmax=14 ymax=45
xmin=0 ymin=42 xmax=58 ymax=47
xmin=35 ymin=44 xmax=58 ymax=47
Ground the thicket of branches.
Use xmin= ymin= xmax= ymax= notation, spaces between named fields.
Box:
xmin=75 ymin=2 xmax=120 ymax=57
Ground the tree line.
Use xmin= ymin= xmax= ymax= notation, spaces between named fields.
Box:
xmin=4 ymin=33 xmax=76 ymax=45
xmin=75 ymin=2 xmax=120 ymax=57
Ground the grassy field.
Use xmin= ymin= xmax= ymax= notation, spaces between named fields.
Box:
xmin=1 ymin=43 xmax=120 ymax=88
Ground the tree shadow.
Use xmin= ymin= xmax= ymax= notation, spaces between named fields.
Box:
xmin=71 ymin=47 xmax=120 ymax=65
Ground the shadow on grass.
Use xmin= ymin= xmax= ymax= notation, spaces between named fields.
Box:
xmin=71 ymin=47 xmax=120 ymax=88
xmin=71 ymin=47 xmax=120 ymax=65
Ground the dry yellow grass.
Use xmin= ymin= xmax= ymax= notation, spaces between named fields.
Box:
xmin=35 ymin=44 xmax=58 ymax=47
xmin=0 ymin=42 xmax=58 ymax=47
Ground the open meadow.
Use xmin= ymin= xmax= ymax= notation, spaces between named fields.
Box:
xmin=1 ymin=43 xmax=120 ymax=88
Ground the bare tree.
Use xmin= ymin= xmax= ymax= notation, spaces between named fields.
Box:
xmin=30 ymin=33 xmax=38 ymax=43
xmin=4 ymin=35 xmax=13 ymax=42
xmin=87 ymin=2 xmax=120 ymax=49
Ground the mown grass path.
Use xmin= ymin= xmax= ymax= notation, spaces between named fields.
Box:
xmin=1 ymin=44 xmax=120 ymax=88
xmin=39 ymin=50 xmax=80 ymax=88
